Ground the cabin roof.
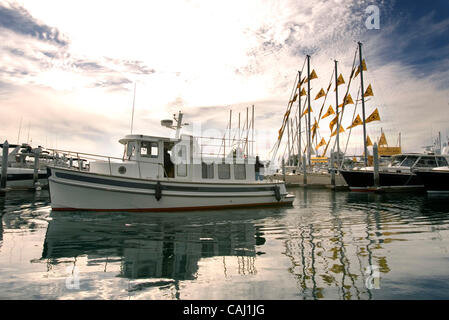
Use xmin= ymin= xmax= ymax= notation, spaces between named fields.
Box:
xmin=118 ymin=134 xmax=195 ymax=145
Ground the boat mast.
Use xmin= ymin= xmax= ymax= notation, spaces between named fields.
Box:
xmin=297 ymin=71 xmax=302 ymax=170
xmin=358 ymin=42 xmax=368 ymax=166
xmin=175 ymin=111 xmax=183 ymax=139
xmin=334 ymin=60 xmax=340 ymax=164
xmin=307 ymin=55 xmax=312 ymax=166
xmin=252 ymin=105 xmax=255 ymax=157
xmin=287 ymin=113 xmax=291 ymax=165
xmin=130 ymin=82 xmax=136 ymax=134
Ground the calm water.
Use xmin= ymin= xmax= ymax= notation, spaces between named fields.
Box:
xmin=1 ymin=188 xmax=449 ymax=300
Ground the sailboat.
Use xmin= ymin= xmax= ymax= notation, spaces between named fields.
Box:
xmin=47 ymin=111 xmax=295 ymax=212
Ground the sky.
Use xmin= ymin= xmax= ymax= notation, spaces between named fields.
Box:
xmin=0 ymin=0 xmax=448 ymax=160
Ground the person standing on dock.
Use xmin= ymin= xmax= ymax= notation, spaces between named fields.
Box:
xmin=255 ymin=156 xmax=264 ymax=181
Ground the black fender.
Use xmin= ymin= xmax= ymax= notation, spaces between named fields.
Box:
xmin=274 ymin=185 xmax=281 ymax=202
xmin=155 ymin=181 xmax=162 ymax=201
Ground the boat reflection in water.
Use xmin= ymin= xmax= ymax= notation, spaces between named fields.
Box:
xmin=41 ymin=209 xmax=272 ymax=297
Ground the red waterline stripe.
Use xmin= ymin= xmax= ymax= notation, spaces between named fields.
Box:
xmin=51 ymin=201 xmax=294 ymax=212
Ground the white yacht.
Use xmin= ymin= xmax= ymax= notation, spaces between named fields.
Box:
xmin=47 ymin=112 xmax=295 ymax=212
xmin=1 ymin=143 xmax=49 ymax=190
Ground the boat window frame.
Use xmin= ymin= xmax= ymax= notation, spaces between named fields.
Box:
xmin=218 ymin=163 xmax=231 ymax=180
xmin=201 ymin=162 xmax=214 ymax=179
xmin=436 ymin=157 xmax=448 ymax=167
xmin=400 ymin=155 xmax=420 ymax=168
xmin=140 ymin=141 xmax=159 ymax=158
xmin=415 ymin=156 xmax=438 ymax=168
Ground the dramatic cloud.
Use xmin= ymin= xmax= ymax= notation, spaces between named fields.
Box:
xmin=0 ymin=0 xmax=448 ymax=160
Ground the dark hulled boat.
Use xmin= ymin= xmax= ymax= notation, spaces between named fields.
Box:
xmin=340 ymin=154 xmax=449 ymax=192
xmin=415 ymin=167 xmax=449 ymax=194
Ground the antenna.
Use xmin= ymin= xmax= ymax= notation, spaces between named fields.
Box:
xmin=130 ymin=82 xmax=136 ymax=134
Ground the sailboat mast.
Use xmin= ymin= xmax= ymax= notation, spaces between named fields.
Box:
xmin=307 ymin=55 xmax=312 ymax=166
xmin=297 ymin=71 xmax=302 ymax=169
xmin=358 ymin=42 xmax=368 ymax=166
xmin=334 ymin=60 xmax=340 ymax=164
xmin=251 ymin=105 xmax=255 ymax=157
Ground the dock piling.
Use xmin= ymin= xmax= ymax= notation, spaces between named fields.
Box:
xmin=1 ymin=140 xmax=9 ymax=191
xmin=373 ymin=143 xmax=380 ymax=188
xmin=33 ymin=147 xmax=41 ymax=190
xmin=303 ymin=154 xmax=307 ymax=186
xmin=330 ymin=151 xmax=336 ymax=188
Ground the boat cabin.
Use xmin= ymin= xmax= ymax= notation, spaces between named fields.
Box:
xmin=89 ymin=134 xmax=258 ymax=183
xmin=385 ymin=153 xmax=449 ymax=172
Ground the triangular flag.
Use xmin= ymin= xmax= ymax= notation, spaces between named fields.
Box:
xmin=378 ymin=132 xmax=388 ymax=146
xmin=312 ymin=120 xmax=319 ymax=139
xmin=365 ymin=108 xmax=381 ymax=123
xmin=314 ymin=88 xmax=326 ymax=100
xmin=306 ymin=69 xmax=318 ymax=82
xmin=344 ymin=93 xmax=354 ymax=105
xmin=354 ymin=60 xmax=367 ymax=78
xmin=364 ymin=84 xmax=374 ymax=97
xmin=347 ymin=114 xmax=363 ymax=129
xmin=331 ymin=126 xmax=345 ymax=137
xmin=300 ymin=87 xmax=306 ymax=96
xmin=302 ymin=107 xmax=313 ymax=117
xmin=321 ymin=105 xmax=335 ymax=119
xmin=337 ymin=74 xmax=345 ymax=86
xmin=367 ymin=135 xmax=373 ymax=146
xmin=329 ymin=115 xmax=338 ymax=132
xmin=315 ymin=138 xmax=326 ymax=150
xmin=297 ymin=77 xmax=306 ymax=88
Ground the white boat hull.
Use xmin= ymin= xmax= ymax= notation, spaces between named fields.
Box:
xmin=48 ymin=167 xmax=295 ymax=212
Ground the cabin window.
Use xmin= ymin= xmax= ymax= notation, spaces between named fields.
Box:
xmin=401 ymin=156 xmax=419 ymax=167
xmin=218 ymin=164 xmax=231 ymax=179
xmin=202 ymin=162 xmax=214 ymax=179
xmin=141 ymin=141 xmax=159 ymax=158
xmin=126 ymin=142 xmax=137 ymax=158
xmin=234 ymin=164 xmax=246 ymax=180
xmin=390 ymin=155 xmax=406 ymax=167
xmin=437 ymin=157 xmax=448 ymax=167
xmin=416 ymin=157 xmax=437 ymax=168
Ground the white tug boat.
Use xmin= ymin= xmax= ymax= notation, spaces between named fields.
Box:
xmin=48 ymin=112 xmax=295 ymax=212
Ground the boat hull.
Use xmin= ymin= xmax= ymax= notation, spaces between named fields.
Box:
xmin=339 ymin=170 xmax=423 ymax=192
xmin=48 ymin=167 xmax=295 ymax=212
xmin=415 ymin=170 xmax=449 ymax=194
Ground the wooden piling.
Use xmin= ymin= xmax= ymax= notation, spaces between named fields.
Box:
xmin=1 ymin=140 xmax=9 ymax=192
xmin=303 ymin=154 xmax=307 ymax=186
xmin=373 ymin=143 xmax=380 ymax=188
xmin=33 ymin=147 xmax=41 ymax=190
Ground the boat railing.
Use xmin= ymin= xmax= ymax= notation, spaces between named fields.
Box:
xmin=47 ymin=148 xmax=170 ymax=179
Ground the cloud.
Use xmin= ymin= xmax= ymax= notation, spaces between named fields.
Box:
xmin=0 ymin=1 xmax=68 ymax=46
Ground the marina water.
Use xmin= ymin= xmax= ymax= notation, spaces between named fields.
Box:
xmin=1 ymin=188 xmax=449 ymax=299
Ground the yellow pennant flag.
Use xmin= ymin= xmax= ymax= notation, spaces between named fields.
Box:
xmin=331 ymin=126 xmax=345 ymax=137
xmin=314 ymin=88 xmax=326 ymax=100
xmin=302 ymin=107 xmax=313 ymax=118
xmin=297 ymin=77 xmax=306 ymax=88
xmin=306 ymin=69 xmax=318 ymax=82
xmin=315 ymin=138 xmax=326 ymax=150
xmin=354 ymin=59 xmax=368 ymax=78
xmin=329 ymin=115 xmax=338 ymax=132
xmin=364 ymin=84 xmax=374 ymax=97
xmin=312 ymin=120 xmax=319 ymax=139
xmin=347 ymin=114 xmax=363 ymax=129
xmin=367 ymin=135 xmax=373 ymax=147
xmin=365 ymin=108 xmax=381 ymax=123
xmin=344 ymin=93 xmax=354 ymax=105
xmin=300 ymin=87 xmax=306 ymax=96
xmin=337 ymin=74 xmax=345 ymax=86
xmin=321 ymin=105 xmax=335 ymax=119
